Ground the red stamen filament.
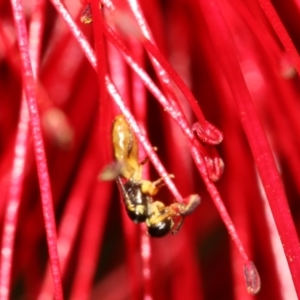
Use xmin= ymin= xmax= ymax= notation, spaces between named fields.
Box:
xmin=9 ymin=0 xmax=63 ymax=298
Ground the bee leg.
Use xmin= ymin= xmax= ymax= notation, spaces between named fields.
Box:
xmin=146 ymin=201 xmax=170 ymax=228
xmin=139 ymin=147 xmax=158 ymax=165
xmin=140 ymin=180 xmax=158 ymax=196
xmin=170 ymin=216 xmax=184 ymax=235
xmin=139 ymin=157 xmax=149 ymax=165
xmin=140 ymin=174 xmax=175 ymax=196
xmin=149 ymin=201 xmax=165 ymax=214
xmin=146 ymin=201 xmax=186 ymax=237
xmin=152 ymin=174 xmax=174 ymax=189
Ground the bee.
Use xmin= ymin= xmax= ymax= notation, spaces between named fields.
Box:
xmin=112 ymin=115 xmax=199 ymax=237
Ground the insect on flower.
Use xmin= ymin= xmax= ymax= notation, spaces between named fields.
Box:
xmin=111 ymin=114 xmax=199 ymax=237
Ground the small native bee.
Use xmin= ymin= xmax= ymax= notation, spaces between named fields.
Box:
xmin=111 ymin=115 xmax=199 ymax=237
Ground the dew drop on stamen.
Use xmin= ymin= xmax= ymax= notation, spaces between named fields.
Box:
xmin=243 ymin=261 xmax=261 ymax=295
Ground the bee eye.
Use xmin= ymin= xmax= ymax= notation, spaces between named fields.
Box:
xmin=147 ymin=218 xmax=172 ymax=238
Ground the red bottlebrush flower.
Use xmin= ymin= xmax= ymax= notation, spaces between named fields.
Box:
xmin=1 ymin=0 xmax=300 ymax=299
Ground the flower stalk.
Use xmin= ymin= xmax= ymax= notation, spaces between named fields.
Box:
xmin=8 ymin=0 xmax=63 ymax=299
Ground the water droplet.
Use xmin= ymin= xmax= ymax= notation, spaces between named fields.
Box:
xmin=243 ymin=261 xmax=261 ymax=294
